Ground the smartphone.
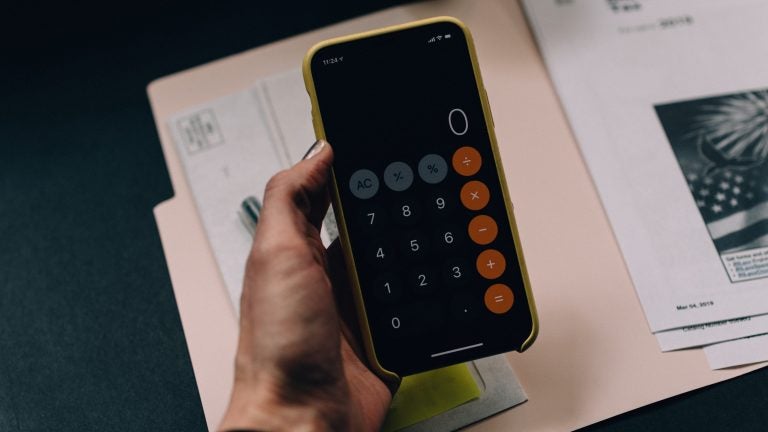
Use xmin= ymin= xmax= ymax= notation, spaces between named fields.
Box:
xmin=303 ymin=17 xmax=537 ymax=379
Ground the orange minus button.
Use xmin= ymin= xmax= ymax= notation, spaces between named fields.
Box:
xmin=484 ymin=283 xmax=514 ymax=314
xmin=460 ymin=180 xmax=490 ymax=211
xmin=476 ymin=249 xmax=506 ymax=279
xmin=468 ymin=215 xmax=498 ymax=245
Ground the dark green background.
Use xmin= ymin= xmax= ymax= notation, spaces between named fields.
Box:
xmin=1 ymin=1 xmax=765 ymax=430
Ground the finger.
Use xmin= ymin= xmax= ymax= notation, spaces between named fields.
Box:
xmin=327 ymin=239 xmax=368 ymax=360
xmin=260 ymin=140 xmax=334 ymax=231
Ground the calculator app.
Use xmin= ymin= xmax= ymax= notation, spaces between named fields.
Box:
xmin=310 ymin=20 xmax=535 ymax=375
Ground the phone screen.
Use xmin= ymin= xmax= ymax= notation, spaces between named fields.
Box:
xmin=310 ymin=20 xmax=534 ymax=375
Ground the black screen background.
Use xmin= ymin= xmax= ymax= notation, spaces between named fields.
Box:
xmin=311 ymin=21 xmax=533 ymax=375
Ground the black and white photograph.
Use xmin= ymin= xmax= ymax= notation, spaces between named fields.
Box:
xmin=656 ymin=90 xmax=768 ymax=281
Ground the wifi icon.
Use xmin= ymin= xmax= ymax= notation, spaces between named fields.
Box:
xmin=436 ymin=35 xmax=443 ymax=41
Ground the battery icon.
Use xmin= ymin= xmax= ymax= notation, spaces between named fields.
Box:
xmin=444 ymin=34 xmax=452 ymax=39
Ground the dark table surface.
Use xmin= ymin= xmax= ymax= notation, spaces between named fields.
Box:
xmin=1 ymin=1 xmax=766 ymax=431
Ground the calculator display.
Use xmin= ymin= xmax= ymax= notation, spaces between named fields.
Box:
xmin=309 ymin=20 xmax=536 ymax=376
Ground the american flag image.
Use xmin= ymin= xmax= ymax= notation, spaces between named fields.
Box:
xmin=685 ymin=166 xmax=768 ymax=253
xmin=657 ymin=90 xmax=768 ymax=255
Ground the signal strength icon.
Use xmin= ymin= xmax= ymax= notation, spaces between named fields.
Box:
xmin=427 ymin=37 xmax=436 ymax=43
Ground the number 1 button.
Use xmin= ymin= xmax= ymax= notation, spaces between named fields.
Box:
xmin=372 ymin=274 xmax=402 ymax=304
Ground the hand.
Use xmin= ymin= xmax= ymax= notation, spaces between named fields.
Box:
xmin=219 ymin=141 xmax=395 ymax=432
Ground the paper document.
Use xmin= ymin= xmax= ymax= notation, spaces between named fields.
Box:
xmin=168 ymin=70 xmax=337 ymax=310
xmin=705 ymin=333 xmax=768 ymax=369
xmin=523 ymin=0 xmax=768 ymax=352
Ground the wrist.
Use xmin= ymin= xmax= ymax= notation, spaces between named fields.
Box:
xmin=219 ymin=378 xmax=349 ymax=432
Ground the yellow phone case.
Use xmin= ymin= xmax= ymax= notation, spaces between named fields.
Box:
xmin=302 ymin=16 xmax=538 ymax=381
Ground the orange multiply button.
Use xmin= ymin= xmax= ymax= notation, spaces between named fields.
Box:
xmin=476 ymin=249 xmax=506 ymax=279
xmin=460 ymin=180 xmax=490 ymax=211
xmin=484 ymin=283 xmax=514 ymax=314
xmin=468 ymin=215 xmax=498 ymax=245
xmin=452 ymin=146 xmax=482 ymax=176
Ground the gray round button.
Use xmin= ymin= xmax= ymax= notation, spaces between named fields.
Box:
xmin=418 ymin=154 xmax=448 ymax=184
xmin=349 ymin=169 xmax=379 ymax=199
xmin=383 ymin=161 xmax=414 ymax=192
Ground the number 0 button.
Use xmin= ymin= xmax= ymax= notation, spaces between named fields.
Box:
xmin=349 ymin=169 xmax=379 ymax=199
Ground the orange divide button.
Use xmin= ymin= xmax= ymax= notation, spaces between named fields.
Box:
xmin=484 ymin=283 xmax=514 ymax=314
xmin=452 ymin=146 xmax=482 ymax=176
xmin=460 ymin=180 xmax=490 ymax=211
xmin=476 ymin=249 xmax=506 ymax=279
xmin=468 ymin=214 xmax=498 ymax=245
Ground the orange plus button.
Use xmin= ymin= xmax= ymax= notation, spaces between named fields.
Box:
xmin=452 ymin=146 xmax=482 ymax=176
xmin=476 ymin=249 xmax=506 ymax=279
xmin=460 ymin=180 xmax=490 ymax=211
xmin=484 ymin=283 xmax=514 ymax=314
xmin=468 ymin=215 xmax=498 ymax=245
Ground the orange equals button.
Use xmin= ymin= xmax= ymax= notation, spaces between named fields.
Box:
xmin=484 ymin=283 xmax=514 ymax=314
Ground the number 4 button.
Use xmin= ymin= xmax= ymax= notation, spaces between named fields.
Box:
xmin=367 ymin=241 xmax=394 ymax=268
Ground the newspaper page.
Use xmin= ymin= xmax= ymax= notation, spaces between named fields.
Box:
xmin=522 ymin=0 xmax=768 ymax=347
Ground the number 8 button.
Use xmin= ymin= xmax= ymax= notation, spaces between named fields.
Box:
xmin=392 ymin=197 xmax=420 ymax=226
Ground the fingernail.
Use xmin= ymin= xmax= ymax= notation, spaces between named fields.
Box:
xmin=303 ymin=139 xmax=327 ymax=160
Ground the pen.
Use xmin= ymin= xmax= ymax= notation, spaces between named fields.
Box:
xmin=238 ymin=195 xmax=262 ymax=235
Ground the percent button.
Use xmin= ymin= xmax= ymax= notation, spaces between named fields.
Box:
xmin=418 ymin=154 xmax=448 ymax=184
